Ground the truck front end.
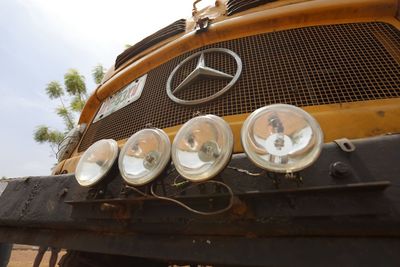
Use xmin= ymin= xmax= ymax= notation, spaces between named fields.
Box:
xmin=1 ymin=0 xmax=400 ymax=266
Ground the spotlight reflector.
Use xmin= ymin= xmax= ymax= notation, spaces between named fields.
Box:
xmin=241 ymin=104 xmax=323 ymax=173
xmin=75 ymin=139 xmax=118 ymax=187
xmin=119 ymin=128 xmax=171 ymax=186
xmin=172 ymin=115 xmax=233 ymax=182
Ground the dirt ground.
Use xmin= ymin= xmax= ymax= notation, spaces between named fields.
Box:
xmin=8 ymin=249 xmax=66 ymax=267
xmin=7 ymin=248 xmax=190 ymax=266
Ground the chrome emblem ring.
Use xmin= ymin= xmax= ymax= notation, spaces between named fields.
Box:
xmin=166 ymin=48 xmax=242 ymax=105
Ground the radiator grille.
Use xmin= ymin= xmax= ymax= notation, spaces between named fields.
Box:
xmin=79 ymin=22 xmax=400 ymax=152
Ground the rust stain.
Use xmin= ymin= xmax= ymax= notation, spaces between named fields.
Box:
xmin=377 ymin=110 xmax=385 ymax=117
xmin=231 ymin=197 xmax=248 ymax=216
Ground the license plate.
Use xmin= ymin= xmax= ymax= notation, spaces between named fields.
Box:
xmin=93 ymin=74 xmax=147 ymax=122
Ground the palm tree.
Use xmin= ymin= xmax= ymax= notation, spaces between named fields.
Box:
xmin=70 ymin=95 xmax=86 ymax=113
xmin=64 ymin=69 xmax=87 ymax=102
xmin=45 ymin=81 xmax=74 ymax=128
xmin=56 ymin=107 xmax=75 ymax=131
xmin=92 ymin=64 xmax=106 ymax=85
xmin=34 ymin=125 xmax=64 ymax=154
xmin=34 ymin=125 xmax=50 ymax=143
xmin=34 ymin=64 xmax=105 ymax=157
xmin=45 ymin=81 xmax=64 ymax=99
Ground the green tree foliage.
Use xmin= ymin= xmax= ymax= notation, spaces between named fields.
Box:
xmin=34 ymin=125 xmax=65 ymax=154
xmin=64 ymin=69 xmax=87 ymax=100
xmin=56 ymin=106 xmax=75 ymax=130
xmin=45 ymin=81 xmax=64 ymax=99
xmin=34 ymin=126 xmax=64 ymax=144
xmin=92 ymin=64 xmax=106 ymax=85
xmin=34 ymin=65 xmax=106 ymax=156
xmin=70 ymin=95 xmax=86 ymax=113
xmin=45 ymin=81 xmax=75 ymax=130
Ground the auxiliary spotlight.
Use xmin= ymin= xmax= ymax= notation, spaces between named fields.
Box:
xmin=172 ymin=115 xmax=233 ymax=182
xmin=75 ymin=139 xmax=119 ymax=187
xmin=119 ymin=128 xmax=171 ymax=186
xmin=241 ymin=104 xmax=323 ymax=173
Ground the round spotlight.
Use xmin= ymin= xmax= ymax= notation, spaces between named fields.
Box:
xmin=172 ymin=115 xmax=233 ymax=182
xmin=75 ymin=139 xmax=118 ymax=187
xmin=241 ymin=104 xmax=323 ymax=173
xmin=119 ymin=128 xmax=171 ymax=186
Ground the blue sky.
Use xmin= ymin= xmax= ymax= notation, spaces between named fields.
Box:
xmin=0 ymin=0 xmax=196 ymax=177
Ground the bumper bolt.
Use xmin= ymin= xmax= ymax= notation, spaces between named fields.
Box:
xmin=329 ymin=161 xmax=351 ymax=178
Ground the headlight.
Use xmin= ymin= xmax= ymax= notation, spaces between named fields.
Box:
xmin=119 ymin=128 xmax=171 ymax=186
xmin=172 ymin=115 xmax=233 ymax=182
xmin=241 ymin=104 xmax=323 ymax=173
xmin=75 ymin=139 xmax=118 ymax=187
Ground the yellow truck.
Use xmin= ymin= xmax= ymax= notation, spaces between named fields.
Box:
xmin=1 ymin=0 xmax=400 ymax=266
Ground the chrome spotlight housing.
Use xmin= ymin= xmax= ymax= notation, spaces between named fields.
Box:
xmin=172 ymin=115 xmax=233 ymax=182
xmin=241 ymin=104 xmax=323 ymax=173
xmin=119 ymin=128 xmax=171 ymax=186
xmin=75 ymin=139 xmax=118 ymax=187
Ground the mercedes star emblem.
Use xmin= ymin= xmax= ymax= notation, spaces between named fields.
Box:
xmin=166 ymin=48 xmax=242 ymax=105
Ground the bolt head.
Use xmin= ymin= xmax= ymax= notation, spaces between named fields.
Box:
xmin=330 ymin=161 xmax=351 ymax=178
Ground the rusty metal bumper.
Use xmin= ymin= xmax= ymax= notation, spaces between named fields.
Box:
xmin=1 ymin=134 xmax=400 ymax=266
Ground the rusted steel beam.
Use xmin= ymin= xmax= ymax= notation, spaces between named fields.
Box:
xmin=0 ymin=135 xmax=399 ymax=265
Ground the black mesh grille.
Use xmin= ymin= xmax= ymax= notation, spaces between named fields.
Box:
xmin=79 ymin=22 xmax=400 ymax=152
xmin=115 ymin=19 xmax=186 ymax=69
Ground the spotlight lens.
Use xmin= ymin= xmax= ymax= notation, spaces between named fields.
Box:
xmin=119 ymin=128 xmax=171 ymax=186
xmin=241 ymin=104 xmax=323 ymax=173
xmin=75 ymin=139 xmax=118 ymax=187
xmin=172 ymin=115 xmax=233 ymax=182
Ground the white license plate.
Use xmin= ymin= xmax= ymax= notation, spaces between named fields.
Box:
xmin=93 ymin=74 xmax=147 ymax=122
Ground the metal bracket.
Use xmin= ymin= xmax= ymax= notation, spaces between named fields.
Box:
xmin=195 ymin=17 xmax=211 ymax=33
xmin=334 ymin=138 xmax=356 ymax=152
